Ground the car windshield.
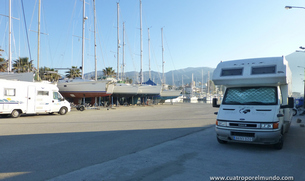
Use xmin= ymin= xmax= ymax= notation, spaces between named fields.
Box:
xmin=223 ymin=87 xmax=277 ymax=105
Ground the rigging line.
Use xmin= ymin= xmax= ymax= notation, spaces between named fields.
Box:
xmin=41 ymin=1 xmax=53 ymax=68
xmin=29 ymin=0 xmax=38 ymax=34
xmin=53 ymin=0 xmax=78 ymax=68
xmin=151 ymin=44 xmax=162 ymax=84
xmin=164 ymin=35 xmax=176 ymax=71
xmin=21 ymin=0 xmax=32 ymax=61
xmin=95 ymin=18 xmax=106 ymax=69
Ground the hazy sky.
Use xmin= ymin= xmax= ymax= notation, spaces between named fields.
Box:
xmin=1 ymin=0 xmax=305 ymax=76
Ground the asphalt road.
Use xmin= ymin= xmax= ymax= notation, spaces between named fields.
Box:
xmin=0 ymin=103 xmax=304 ymax=181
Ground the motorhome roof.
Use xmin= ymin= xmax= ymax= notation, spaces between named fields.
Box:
xmin=212 ymin=56 xmax=291 ymax=86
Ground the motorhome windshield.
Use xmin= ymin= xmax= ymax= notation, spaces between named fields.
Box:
xmin=223 ymin=87 xmax=277 ymax=105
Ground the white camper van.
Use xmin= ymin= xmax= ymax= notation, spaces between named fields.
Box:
xmin=212 ymin=56 xmax=294 ymax=149
xmin=0 ymin=79 xmax=71 ymax=118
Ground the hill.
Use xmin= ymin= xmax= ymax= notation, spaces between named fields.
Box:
xmin=84 ymin=67 xmax=215 ymax=86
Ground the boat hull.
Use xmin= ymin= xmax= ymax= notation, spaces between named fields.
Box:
xmin=57 ymin=79 xmax=114 ymax=98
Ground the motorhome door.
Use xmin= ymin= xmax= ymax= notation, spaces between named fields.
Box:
xmin=27 ymin=86 xmax=36 ymax=113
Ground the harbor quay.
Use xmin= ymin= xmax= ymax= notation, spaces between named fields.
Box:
xmin=0 ymin=103 xmax=304 ymax=180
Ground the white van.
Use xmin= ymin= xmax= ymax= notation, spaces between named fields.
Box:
xmin=212 ymin=56 xmax=294 ymax=149
xmin=0 ymin=79 xmax=71 ymax=118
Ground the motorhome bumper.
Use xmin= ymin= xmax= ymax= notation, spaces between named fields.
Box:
xmin=216 ymin=127 xmax=281 ymax=144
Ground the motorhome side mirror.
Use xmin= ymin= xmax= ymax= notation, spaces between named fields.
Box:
xmin=281 ymin=97 xmax=294 ymax=109
xmin=288 ymin=97 xmax=294 ymax=108
xmin=212 ymin=98 xmax=220 ymax=108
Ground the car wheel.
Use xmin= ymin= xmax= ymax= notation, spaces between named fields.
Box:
xmin=79 ymin=106 xmax=85 ymax=111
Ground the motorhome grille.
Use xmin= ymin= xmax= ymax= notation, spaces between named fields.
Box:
xmin=231 ymin=132 xmax=255 ymax=137
xmin=229 ymin=123 xmax=257 ymax=128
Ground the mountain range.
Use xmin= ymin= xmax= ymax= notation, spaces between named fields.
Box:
xmin=85 ymin=67 xmax=215 ymax=87
xmin=84 ymin=52 xmax=305 ymax=95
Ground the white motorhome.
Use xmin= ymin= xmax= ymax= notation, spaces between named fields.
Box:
xmin=0 ymin=79 xmax=71 ymax=118
xmin=212 ymin=56 xmax=294 ymax=149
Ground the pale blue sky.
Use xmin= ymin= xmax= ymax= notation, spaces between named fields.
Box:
xmin=1 ymin=0 xmax=305 ymax=76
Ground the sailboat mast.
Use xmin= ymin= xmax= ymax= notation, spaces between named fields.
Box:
xmin=37 ymin=0 xmax=41 ymax=79
xmin=94 ymin=0 xmax=97 ymax=81
xmin=8 ymin=0 xmax=11 ymax=72
xmin=161 ymin=27 xmax=165 ymax=85
xmin=148 ymin=28 xmax=151 ymax=79
xmin=81 ymin=0 xmax=86 ymax=79
xmin=117 ymin=3 xmax=120 ymax=80
xmin=139 ymin=0 xmax=143 ymax=84
xmin=123 ymin=22 xmax=125 ymax=81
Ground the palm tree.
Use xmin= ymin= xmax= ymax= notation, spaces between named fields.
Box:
xmin=102 ymin=67 xmax=116 ymax=78
xmin=0 ymin=58 xmax=8 ymax=72
xmin=65 ymin=66 xmax=81 ymax=78
xmin=12 ymin=57 xmax=35 ymax=73
xmin=39 ymin=67 xmax=61 ymax=82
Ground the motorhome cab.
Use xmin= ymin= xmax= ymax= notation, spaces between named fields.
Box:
xmin=212 ymin=56 xmax=294 ymax=149
xmin=0 ymin=79 xmax=71 ymax=118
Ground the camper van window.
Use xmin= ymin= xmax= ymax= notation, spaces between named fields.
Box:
xmin=223 ymin=87 xmax=277 ymax=105
xmin=37 ymin=91 xmax=49 ymax=96
xmin=221 ymin=68 xmax=243 ymax=76
xmin=4 ymin=88 xmax=16 ymax=96
xmin=53 ymin=92 xmax=58 ymax=100
xmin=251 ymin=65 xmax=276 ymax=75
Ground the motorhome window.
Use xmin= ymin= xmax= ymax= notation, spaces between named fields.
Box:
xmin=53 ymin=92 xmax=63 ymax=100
xmin=221 ymin=68 xmax=243 ymax=76
xmin=37 ymin=91 xmax=49 ymax=96
xmin=223 ymin=87 xmax=277 ymax=105
xmin=4 ymin=88 xmax=16 ymax=96
xmin=251 ymin=65 xmax=276 ymax=75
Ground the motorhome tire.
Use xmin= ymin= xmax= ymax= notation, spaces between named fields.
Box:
xmin=59 ymin=107 xmax=68 ymax=115
xmin=217 ymin=137 xmax=227 ymax=144
xmin=273 ymin=135 xmax=284 ymax=150
xmin=11 ymin=110 xmax=20 ymax=118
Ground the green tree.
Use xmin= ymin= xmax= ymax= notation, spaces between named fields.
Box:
xmin=0 ymin=58 xmax=8 ymax=72
xmin=65 ymin=66 xmax=81 ymax=78
xmin=125 ymin=77 xmax=133 ymax=84
xmin=39 ymin=67 xmax=61 ymax=82
xmin=12 ymin=57 xmax=35 ymax=73
xmin=102 ymin=67 xmax=116 ymax=78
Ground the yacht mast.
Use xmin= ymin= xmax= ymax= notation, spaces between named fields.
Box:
xmin=139 ymin=0 xmax=143 ymax=84
xmin=36 ymin=0 xmax=41 ymax=79
xmin=94 ymin=0 xmax=97 ymax=81
xmin=148 ymin=28 xmax=151 ymax=79
xmin=117 ymin=3 xmax=120 ymax=80
xmin=81 ymin=0 xmax=86 ymax=79
xmin=122 ymin=22 xmax=125 ymax=81
xmin=161 ymin=27 xmax=165 ymax=85
xmin=8 ymin=0 xmax=11 ymax=72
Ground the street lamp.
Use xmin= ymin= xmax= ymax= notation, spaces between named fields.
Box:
xmin=298 ymin=65 xmax=305 ymax=109
xmin=285 ymin=6 xmax=305 ymax=10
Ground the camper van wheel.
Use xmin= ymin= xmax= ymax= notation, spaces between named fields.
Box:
xmin=59 ymin=107 xmax=68 ymax=115
xmin=273 ymin=135 xmax=284 ymax=150
xmin=217 ymin=137 xmax=227 ymax=144
xmin=11 ymin=110 xmax=20 ymax=118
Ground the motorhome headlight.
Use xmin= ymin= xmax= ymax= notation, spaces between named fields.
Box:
xmin=216 ymin=120 xmax=227 ymax=127
xmin=261 ymin=123 xmax=279 ymax=129
xmin=261 ymin=123 xmax=273 ymax=129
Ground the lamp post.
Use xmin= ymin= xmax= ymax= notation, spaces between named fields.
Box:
xmin=285 ymin=6 xmax=305 ymax=10
xmin=298 ymin=65 xmax=305 ymax=109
